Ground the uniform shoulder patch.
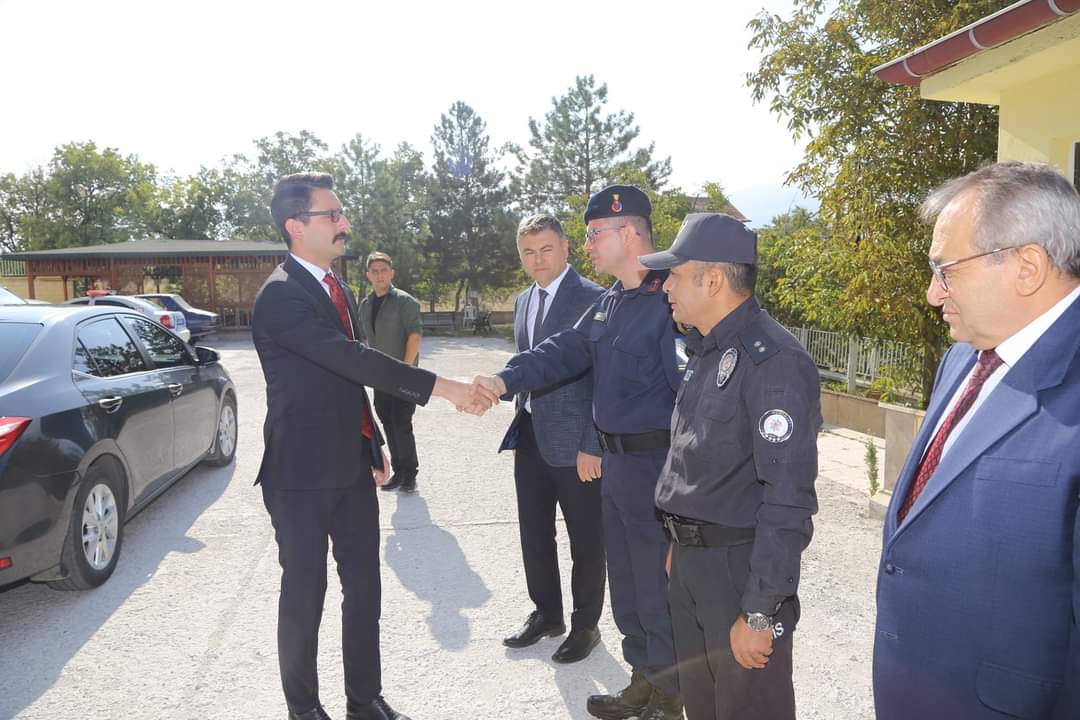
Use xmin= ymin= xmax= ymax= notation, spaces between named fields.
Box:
xmin=759 ymin=409 xmax=794 ymax=443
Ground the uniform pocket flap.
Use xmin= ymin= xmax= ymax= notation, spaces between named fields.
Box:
xmin=974 ymin=456 xmax=1059 ymax=487
xmin=611 ymin=334 xmax=649 ymax=357
xmin=699 ymin=395 xmax=738 ymax=421
xmin=975 ymin=660 xmax=1061 ymax=718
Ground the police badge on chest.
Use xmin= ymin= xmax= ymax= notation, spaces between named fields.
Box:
xmin=716 ymin=348 xmax=738 ymax=388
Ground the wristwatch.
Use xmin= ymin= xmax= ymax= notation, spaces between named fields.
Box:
xmin=745 ymin=612 xmax=773 ymax=632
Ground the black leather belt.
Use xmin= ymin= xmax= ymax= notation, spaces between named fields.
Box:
xmin=598 ymin=429 xmax=670 ymax=454
xmin=663 ymin=514 xmax=756 ymax=547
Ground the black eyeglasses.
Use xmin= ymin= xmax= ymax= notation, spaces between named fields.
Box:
xmin=296 ymin=208 xmax=346 ymax=223
xmin=928 ymin=245 xmax=1021 ymax=292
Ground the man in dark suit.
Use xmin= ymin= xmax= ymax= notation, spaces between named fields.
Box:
xmin=874 ymin=161 xmax=1080 ymax=719
xmin=253 ymin=173 xmax=482 ymax=720
xmin=498 ymin=214 xmax=607 ymax=663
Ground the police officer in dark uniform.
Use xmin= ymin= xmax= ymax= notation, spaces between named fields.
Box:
xmin=474 ymin=185 xmax=684 ymax=720
xmin=640 ymin=213 xmax=820 ymax=720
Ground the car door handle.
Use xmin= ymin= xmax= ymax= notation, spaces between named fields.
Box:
xmin=98 ymin=396 xmax=123 ymax=414
xmin=167 ymin=383 xmax=184 ymax=398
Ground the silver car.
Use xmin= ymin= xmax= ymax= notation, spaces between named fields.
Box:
xmin=63 ymin=295 xmax=191 ymax=343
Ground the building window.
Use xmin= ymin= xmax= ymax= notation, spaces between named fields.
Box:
xmin=1074 ymin=142 xmax=1080 ymax=191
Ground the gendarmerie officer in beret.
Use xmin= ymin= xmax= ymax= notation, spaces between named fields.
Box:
xmin=640 ymin=213 xmax=820 ymax=720
xmin=474 ymin=185 xmax=684 ymax=720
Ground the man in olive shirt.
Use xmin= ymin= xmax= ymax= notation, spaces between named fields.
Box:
xmin=358 ymin=252 xmax=424 ymax=493
xmin=641 ymin=213 xmax=820 ymax=720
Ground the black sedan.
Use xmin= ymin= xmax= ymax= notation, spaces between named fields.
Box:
xmin=136 ymin=293 xmax=220 ymax=339
xmin=0 ymin=304 xmax=237 ymax=590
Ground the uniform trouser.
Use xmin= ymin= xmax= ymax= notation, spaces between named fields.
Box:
xmin=514 ymin=413 xmax=606 ymax=629
xmin=601 ymin=448 xmax=679 ymax=695
xmin=669 ymin=541 xmax=799 ymax=720
xmin=373 ymin=390 xmax=418 ymax=481
xmin=262 ymin=482 xmax=382 ymax=714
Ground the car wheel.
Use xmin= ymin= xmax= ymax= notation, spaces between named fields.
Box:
xmin=49 ymin=460 xmax=126 ymax=591
xmin=204 ymin=393 xmax=237 ymax=467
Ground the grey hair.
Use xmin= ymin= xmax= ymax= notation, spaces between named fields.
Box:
xmin=626 ymin=216 xmax=653 ymax=247
xmin=517 ymin=213 xmax=568 ymax=242
xmin=919 ymin=161 xmax=1080 ymax=277
xmin=693 ymin=261 xmax=757 ymax=296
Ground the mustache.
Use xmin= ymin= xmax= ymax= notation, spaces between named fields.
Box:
xmin=334 ymin=232 xmax=350 ymax=243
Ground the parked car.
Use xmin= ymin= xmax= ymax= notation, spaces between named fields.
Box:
xmin=136 ymin=293 xmax=219 ymax=339
xmin=64 ymin=294 xmax=190 ymax=343
xmin=0 ymin=304 xmax=236 ymax=590
xmin=0 ymin=286 xmax=27 ymax=305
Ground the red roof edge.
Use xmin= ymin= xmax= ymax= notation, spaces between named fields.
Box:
xmin=872 ymin=0 xmax=1080 ymax=86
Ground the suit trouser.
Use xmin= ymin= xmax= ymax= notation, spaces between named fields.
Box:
xmin=262 ymin=481 xmax=381 ymax=714
xmin=373 ymin=390 xmax=418 ymax=481
xmin=601 ymin=448 xmax=679 ymax=695
xmin=513 ymin=412 xmax=606 ymax=630
xmin=669 ymin=542 xmax=798 ymax=720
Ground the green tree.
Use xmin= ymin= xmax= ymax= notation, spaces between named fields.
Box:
xmin=746 ymin=0 xmax=1009 ymax=404
xmin=428 ymin=101 xmax=518 ymax=312
xmin=13 ymin=142 xmax=160 ymax=250
xmin=331 ymin=137 xmax=430 ymax=292
xmin=512 ymin=75 xmax=672 ymax=213
xmin=148 ymin=167 xmax=233 ymax=240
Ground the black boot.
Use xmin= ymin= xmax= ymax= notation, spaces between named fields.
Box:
xmin=586 ymin=669 xmax=652 ymax=720
xmin=638 ymin=685 xmax=684 ymax=720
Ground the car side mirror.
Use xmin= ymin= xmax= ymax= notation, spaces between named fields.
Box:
xmin=194 ymin=346 xmax=220 ymax=365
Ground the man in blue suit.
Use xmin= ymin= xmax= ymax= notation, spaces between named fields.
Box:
xmin=498 ymin=214 xmax=608 ymax=664
xmin=874 ymin=161 xmax=1080 ymax=719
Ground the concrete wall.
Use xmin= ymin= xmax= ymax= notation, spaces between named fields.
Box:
xmin=879 ymin=402 xmax=926 ymax=494
xmin=820 ymin=389 xmax=886 ymax=437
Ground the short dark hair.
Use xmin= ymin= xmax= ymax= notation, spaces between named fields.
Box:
xmin=270 ymin=172 xmax=335 ymax=247
xmin=517 ymin=214 xmax=568 ymax=242
xmin=694 ymin=261 xmax=757 ymax=296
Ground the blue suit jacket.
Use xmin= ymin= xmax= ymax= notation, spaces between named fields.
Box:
xmin=498 ymin=266 xmax=603 ymax=467
xmin=874 ymin=296 xmax=1080 ymax=719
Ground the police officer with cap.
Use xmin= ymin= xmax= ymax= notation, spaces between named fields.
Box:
xmin=474 ymin=185 xmax=684 ymax=720
xmin=640 ymin=213 xmax=820 ymax=720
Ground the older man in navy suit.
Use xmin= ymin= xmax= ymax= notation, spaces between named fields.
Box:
xmin=498 ymin=214 xmax=608 ymax=664
xmin=874 ymin=162 xmax=1080 ymax=719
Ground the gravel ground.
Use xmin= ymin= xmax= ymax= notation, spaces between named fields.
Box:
xmin=0 ymin=335 xmax=881 ymax=720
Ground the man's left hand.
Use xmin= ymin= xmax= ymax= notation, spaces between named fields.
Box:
xmin=373 ymin=449 xmax=391 ymax=486
xmin=730 ymin=615 xmax=773 ymax=670
xmin=576 ymin=452 xmax=602 ymax=482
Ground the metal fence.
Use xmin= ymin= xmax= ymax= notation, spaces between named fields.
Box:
xmin=783 ymin=325 xmax=922 ymax=390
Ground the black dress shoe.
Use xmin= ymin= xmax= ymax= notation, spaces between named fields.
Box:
xmin=398 ymin=477 xmax=417 ymax=494
xmin=289 ymin=705 xmax=333 ymax=720
xmin=638 ymin=685 xmax=684 ymax=720
xmin=552 ymin=626 xmax=601 ymax=663
xmin=346 ymin=695 xmax=411 ymax=720
xmin=380 ymin=475 xmax=404 ymax=491
xmin=503 ymin=610 xmax=566 ymax=648
xmin=586 ymin=669 xmax=652 ymax=720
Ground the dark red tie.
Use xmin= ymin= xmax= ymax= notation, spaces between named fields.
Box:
xmin=898 ymin=349 xmax=1003 ymax=523
xmin=323 ymin=272 xmax=373 ymax=439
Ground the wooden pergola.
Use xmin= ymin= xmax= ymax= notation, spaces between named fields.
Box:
xmin=5 ymin=239 xmax=356 ymax=328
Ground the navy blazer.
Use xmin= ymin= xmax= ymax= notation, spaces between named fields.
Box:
xmin=874 ymin=295 xmax=1080 ymax=719
xmin=498 ymin=266 xmax=604 ymax=467
xmin=252 ymin=256 xmax=437 ymax=490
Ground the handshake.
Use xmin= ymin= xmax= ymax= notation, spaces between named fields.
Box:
xmin=432 ymin=375 xmax=508 ymax=416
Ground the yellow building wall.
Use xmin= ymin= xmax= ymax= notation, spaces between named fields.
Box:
xmin=997 ymin=63 xmax=1080 ymax=174
xmin=0 ymin=276 xmax=73 ymax=303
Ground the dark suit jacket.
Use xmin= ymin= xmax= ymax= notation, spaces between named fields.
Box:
xmin=874 ymin=294 xmax=1080 ymax=719
xmin=252 ymin=256 xmax=437 ymax=490
xmin=498 ymin=266 xmax=603 ymax=467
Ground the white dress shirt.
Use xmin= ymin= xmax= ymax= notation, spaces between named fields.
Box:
xmin=524 ymin=264 xmax=571 ymax=413
xmin=290 ymin=253 xmax=334 ymax=298
xmin=928 ymin=282 xmax=1080 ymax=461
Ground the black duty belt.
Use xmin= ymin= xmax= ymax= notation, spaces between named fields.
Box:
xmin=663 ymin=514 xmax=756 ymax=547
xmin=598 ymin=429 xmax=670 ymax=454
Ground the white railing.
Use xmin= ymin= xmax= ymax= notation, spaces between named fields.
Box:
xmin=783 ymin=325 xmax=922 ymax=390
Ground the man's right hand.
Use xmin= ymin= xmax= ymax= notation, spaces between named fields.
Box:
xmin=433 ymin=376 xmax=496 ymax=415
xmin=472 ymin=375 xmax=506 ymax=407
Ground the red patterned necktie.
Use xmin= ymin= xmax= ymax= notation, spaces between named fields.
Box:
xmin=897 ymin=349 xmax=1003 ymax=523
xmin=323 ymin=272 xmax=373 ymax=439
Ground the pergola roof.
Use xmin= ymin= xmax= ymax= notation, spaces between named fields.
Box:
xmin=3 ymin=238 xmax=356 ymax=261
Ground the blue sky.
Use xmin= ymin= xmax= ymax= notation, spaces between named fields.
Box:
xmin=0 ymin=0 xmax=818 ymax=226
